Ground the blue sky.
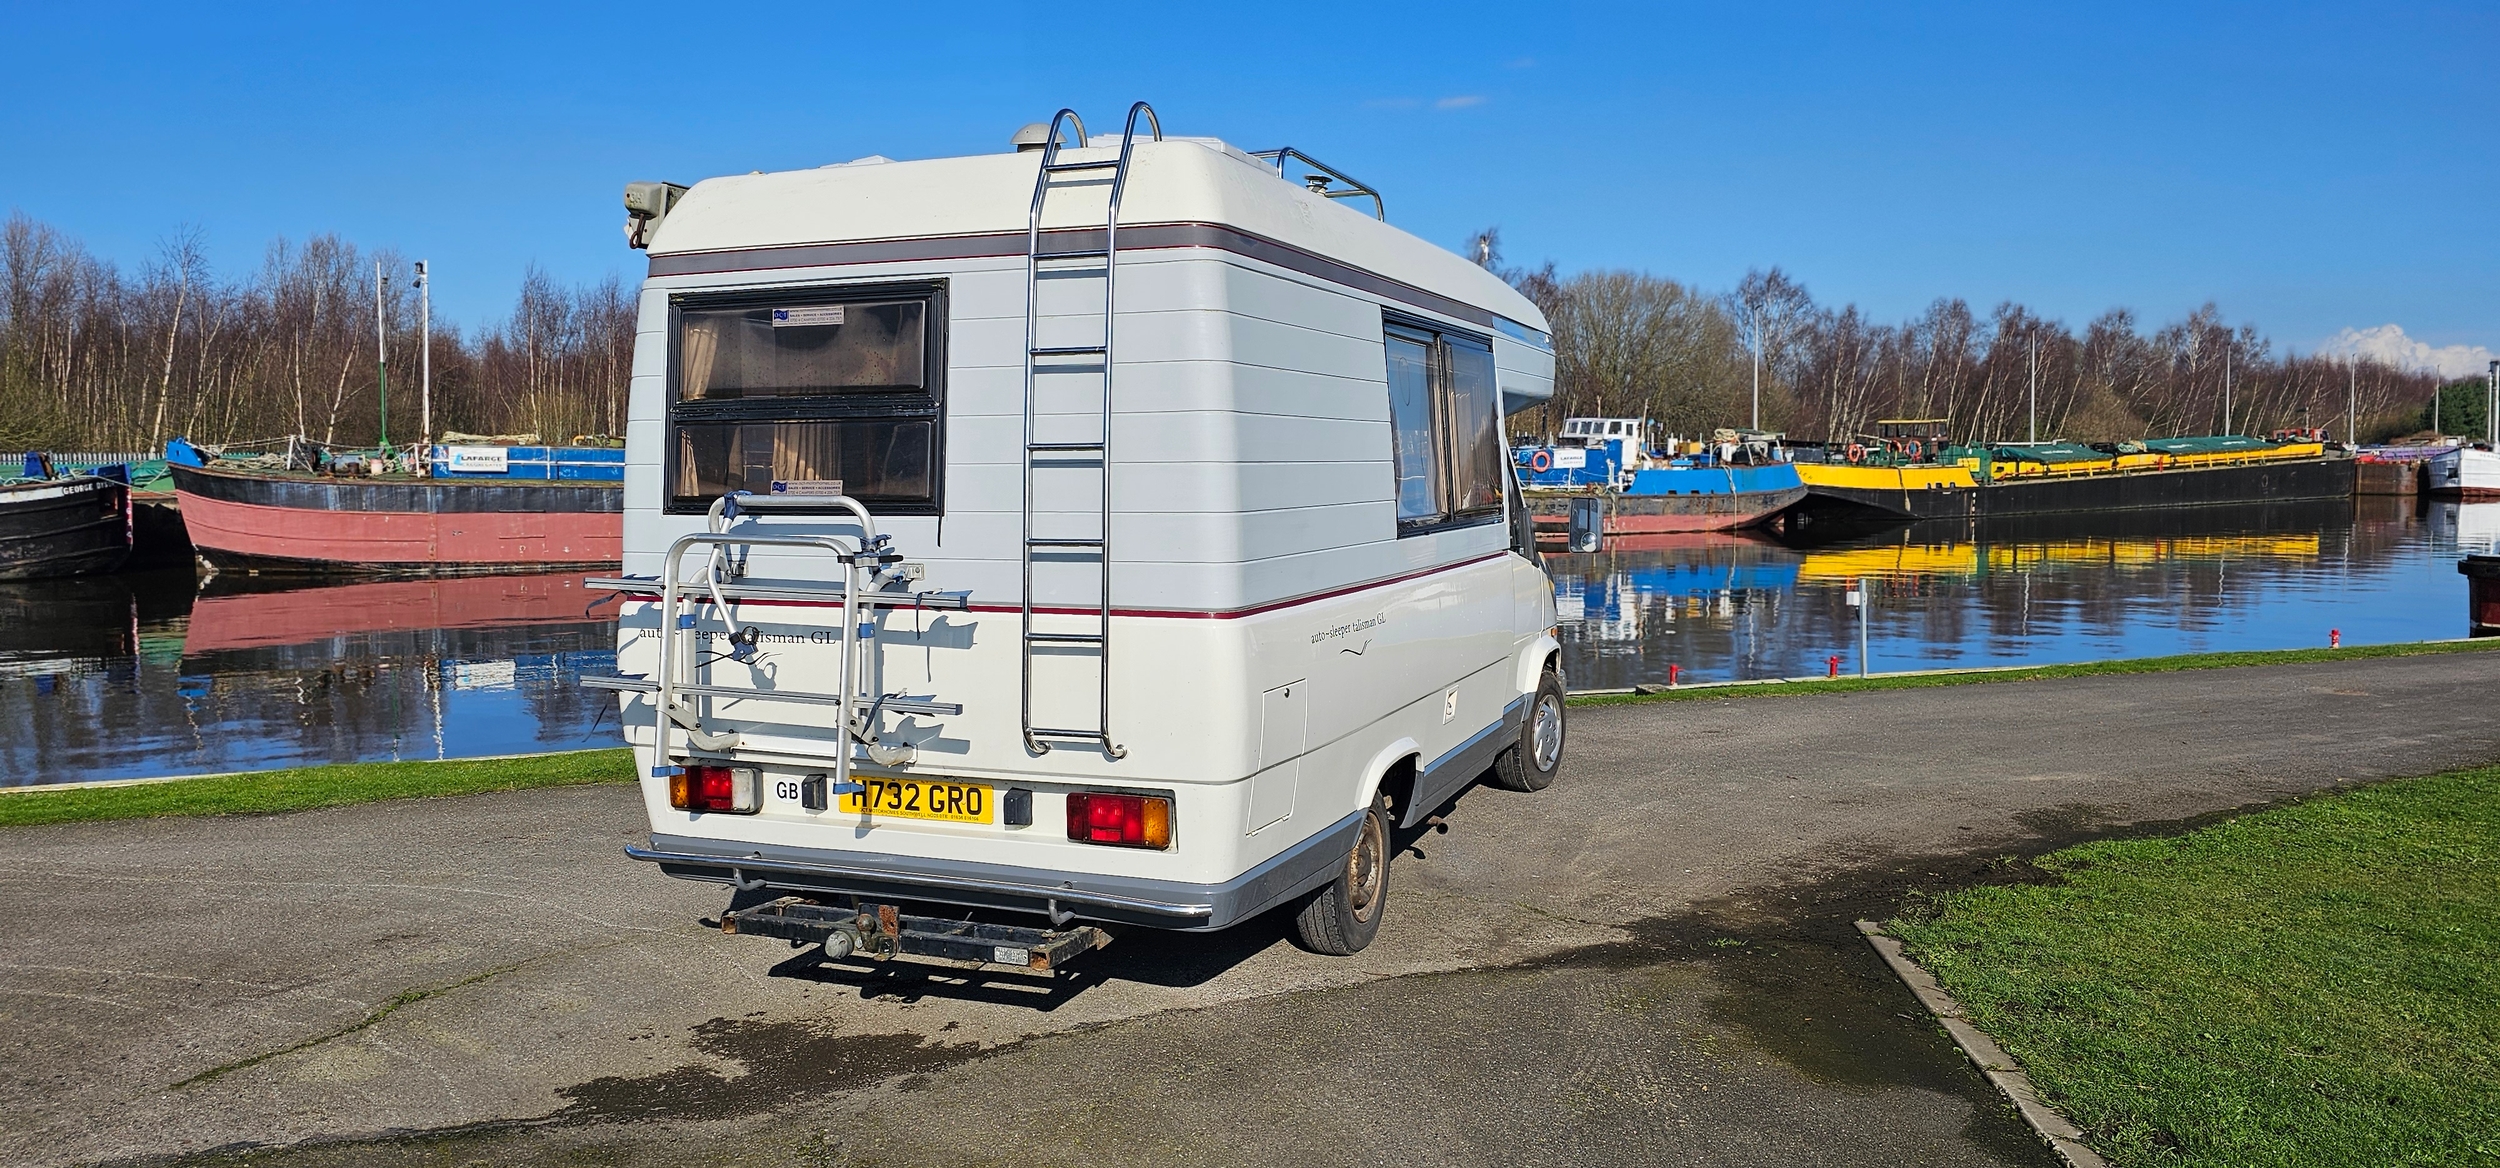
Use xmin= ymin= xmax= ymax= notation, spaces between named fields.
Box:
xmin=7 ymin=2 xmax=2493 ymax=357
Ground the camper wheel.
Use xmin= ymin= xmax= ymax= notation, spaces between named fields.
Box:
xmin=1293 ymin=790 xmax=1392 ymax=955
xmin=1492 ymin=668 xmax=1567 ymax=792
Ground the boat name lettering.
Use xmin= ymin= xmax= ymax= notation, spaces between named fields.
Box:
xmin=1312 ymin=613 xmax=1387 ymax=644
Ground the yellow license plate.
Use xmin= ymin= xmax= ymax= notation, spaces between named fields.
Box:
xmin=843 ymin=777 xmax=993 ymax=824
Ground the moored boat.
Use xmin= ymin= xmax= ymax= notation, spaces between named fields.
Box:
xmin=1516 ymin=420 xmax=1805 ymax=542
xmin=1792 ymin=419 xmax=2356 ymax=523
xmin=167 ymin=440 xmax=623 ymax=577
xmin=1521 ymin=464 xmax=1807 ymax=541
xmin=2426 ymin=445 xmax=2500 ymax=500
xmin=0 ymin=456 xmax=133 ymax=580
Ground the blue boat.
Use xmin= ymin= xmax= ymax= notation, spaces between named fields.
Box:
xmin=1515 ymin=420 xmax=1807 ymax=539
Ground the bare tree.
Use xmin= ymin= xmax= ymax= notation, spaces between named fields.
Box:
xmin=0 ymin=209 xmax=2451 ymax=455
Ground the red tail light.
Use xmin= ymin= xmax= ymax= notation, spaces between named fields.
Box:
xmin=1065 ymin=792 xmax=1171 ymax=849
xmin=669 ymin=764 xmax=759 ymax=814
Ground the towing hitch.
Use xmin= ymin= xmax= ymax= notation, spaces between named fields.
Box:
xmin=722 ymin=896 xmax=1111 ymax=974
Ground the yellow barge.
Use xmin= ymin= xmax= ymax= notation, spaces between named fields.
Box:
xmin=1794 ymin=420 xmax=2351 ymax=521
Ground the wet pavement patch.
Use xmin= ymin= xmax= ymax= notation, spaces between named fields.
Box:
xmin=133 ymin=1019 xmax=990 ymax=1168
xmin=1489 ymin=854 xmax=2081 ymax=1165
xmin=550 ymin=1017 xmax=983 ymax=1126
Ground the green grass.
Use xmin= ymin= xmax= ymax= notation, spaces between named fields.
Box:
xmin=0 ymin=748 xmax=634 ymax=829
xmin=1569 ymin=637 xmax=2500 ymax=706
xmin=1890 ymin=766 xmax=2500 ymax=1167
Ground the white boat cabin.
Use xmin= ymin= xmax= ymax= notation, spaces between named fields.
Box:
xmin=593 ymin=104 xmax=1564 ymax=962
xmin=1555 ymin=417 xmax=1653 ymax=450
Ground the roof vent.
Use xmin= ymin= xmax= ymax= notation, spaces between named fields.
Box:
xmin=1010 ymin=123 xmax=1052 ymax=152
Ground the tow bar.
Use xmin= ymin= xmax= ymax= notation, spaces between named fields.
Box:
xmin=722 ymin=896 xmax=1112 ymax=974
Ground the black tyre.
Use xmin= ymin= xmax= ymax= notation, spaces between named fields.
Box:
xmin=1491 ymin=667 xmax=1566 ymax=792
xmin=1293 ymin=790 xmax=1392 ymax=955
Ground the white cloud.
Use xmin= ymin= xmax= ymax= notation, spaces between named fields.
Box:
xmin=2317 ymin=324 xmax=2495 ymax=380
xmin=1434 ymin=95 xmax=1486 ymax=110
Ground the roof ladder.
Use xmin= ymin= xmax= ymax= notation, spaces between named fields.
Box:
xmin=1019 ymin=102 xmax=1157 ymax=758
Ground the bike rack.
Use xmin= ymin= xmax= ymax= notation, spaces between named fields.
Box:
xmin=583 ymin=491 xmax=969 ymax=798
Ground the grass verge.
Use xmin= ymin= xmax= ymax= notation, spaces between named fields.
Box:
xmin=1889 ymin=766 xmax=2500 ymax=1167
xmin=0 ymin=748 xmax=634 ymax=829
xmin=1568 ymin=637 xmax=2500 ymax=706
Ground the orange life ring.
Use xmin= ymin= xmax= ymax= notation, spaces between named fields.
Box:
xmin=1846 ymin=443 xmax=1867 ymax=464
xmin=1530 ymin=449 xmax=1554 ymax=473
xmin=1904 ymin=439 xmax=1923 ymax=461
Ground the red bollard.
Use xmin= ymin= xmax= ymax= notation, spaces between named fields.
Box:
xmin=1827 ymin=655 xmax=1841 ymax=678
xmin=2330 ymin=628 xmax=2341 ymax=649
xmin=1668 ymin=663 xmax=1681 ymax=687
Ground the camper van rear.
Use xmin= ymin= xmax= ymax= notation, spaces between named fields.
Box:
xmin=596 ymin=105 xmax=1563 ymax=967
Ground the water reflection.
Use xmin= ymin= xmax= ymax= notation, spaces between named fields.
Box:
xmin=1554 ymin=498 xmax=2489 ymax=690
xmin=0 ymin=572 xmax=617 ymax=785
xmin=3 ymin=500 xmax=2487 ymax=782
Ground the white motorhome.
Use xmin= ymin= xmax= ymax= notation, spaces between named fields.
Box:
xmin=591 ymin=104 xmax=1563 ymax=968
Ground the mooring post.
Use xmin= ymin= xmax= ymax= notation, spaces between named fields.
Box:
xmin=1854 ymin=577 xmax=1871 ymax=677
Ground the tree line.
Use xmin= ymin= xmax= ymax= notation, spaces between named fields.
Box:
xmin=0 ymin=212 xmax=634 ymax=453
xmin=1475 ymin=229 xmax=2461 ymax=447
xmin=3 ymin=208 xmax=2470 ymax=455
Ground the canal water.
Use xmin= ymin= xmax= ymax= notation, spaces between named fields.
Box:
xmin=1553 ymin=497 xmax=2493 ymax=691
xmin=0 ymin=573 xmax=620 ymax=785
xmin=0 ymin=497 xmax=2487 ymax=784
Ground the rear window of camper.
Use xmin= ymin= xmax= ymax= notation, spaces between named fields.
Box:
xmin=1385 ymin=320 xmax=1503 ymax=532
xmin=666 ymin=285 xmax=945 ymax=513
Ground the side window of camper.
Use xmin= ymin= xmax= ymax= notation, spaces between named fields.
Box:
xmin=1384 ymin=319 xmax=1504 ymax=534
xmin=665 ymin=283 xmax=945 ymax=514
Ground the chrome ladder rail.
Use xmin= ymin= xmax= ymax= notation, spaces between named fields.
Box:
xmin=1018 ymin=101 xmax=1157 ymax=757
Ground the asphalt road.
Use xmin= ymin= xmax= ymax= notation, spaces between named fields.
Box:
xmin=5 ymin=652 xmax=2497 ymax=1168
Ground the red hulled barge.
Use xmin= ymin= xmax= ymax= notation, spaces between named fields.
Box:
xmin=168 ymin=461 xmax=621 ymax=577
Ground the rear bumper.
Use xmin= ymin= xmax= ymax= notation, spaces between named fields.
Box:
xmin=626 ymin=810 xmax=1364 ymax=931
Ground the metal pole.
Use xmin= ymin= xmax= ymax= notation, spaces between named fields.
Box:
xmin=2347 ymin=358 xmax=2356 ymax=446
xmin=374 ymin=260 xmax=389 ymax=450
xmin=2488 ymin=359 xmax=2498 ymax=446
xmin=2028 ymin=339 xmax=2038 ymax=443
xmin=2222 ymin=343 xmax=2232 ymax=435
xmin=1857 ymin=576 xmax=1870 ymax=678
xmin=1750 ymin=302 xmax=1762 ymax=432
xmin=415 ymin=261 xmax=431 ymax=473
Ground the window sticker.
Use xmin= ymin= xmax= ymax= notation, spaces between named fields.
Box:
xmin=770 ymin=305 xmax=846 ymax=328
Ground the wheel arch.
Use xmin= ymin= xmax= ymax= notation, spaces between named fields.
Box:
xmin=1514 ymin=632 xmax=1563 ymax=696
xmin=1355 ymin=737 xmax=1423 ymax=826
